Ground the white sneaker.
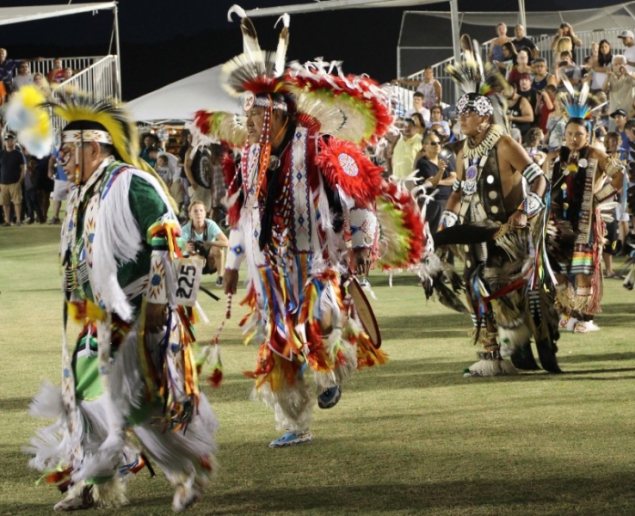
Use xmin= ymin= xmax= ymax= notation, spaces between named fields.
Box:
xmin=583 ymin=320 xmax=600 ymax=332
xmin=559 ymin=315 xmax=578 ymax=332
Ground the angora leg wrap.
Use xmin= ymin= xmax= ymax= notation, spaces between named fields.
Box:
xmin=255 ymin=379 xmax=314 ymax=433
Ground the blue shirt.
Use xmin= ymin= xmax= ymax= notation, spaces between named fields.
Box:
xmin=181 ymin=219 xmax=222 ymax=245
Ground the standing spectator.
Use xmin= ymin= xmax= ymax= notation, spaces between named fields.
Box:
xmin=617 ymin=30 xmax=635 ymax=73
xmin=35 ymin=154 xmax=53 ymax=222
xmin=209 ymin=144 xmax=227 ymax=226
xmin=603 ymin=56 xmax=635 ymax=127
xmin=394 ymin=67 xmax=442 ymax=109
xmin=181 ymin=200 xmax=229 ymax=287
xmin=0 ymin=133 xmax=25 ymax=226
xmin=178 ymin=131 xmax=193 ymax=215
xmin=506 ymin=83 xmax=534 ymax=138
xmin=154 ymin=154 xmax=172 ymax=183
xmin=590 ymin=40 xmax=613 ymax=93
xmin=602 ymin=132 xmax=624 ymax=277
xmin=523 ymin=127 xmax=546 ymax=165
xmin=415 ymin=131 xmax=455 ymax=235
xmin=12 ymin=61 xmax=34 ymax=90
xmin=494 ymin=42 xmax=517 ymax=78
xmin=511 ymin=24 xmax=538 ymax=59
xmin=507 ymin=48 xmax=533 ymax=87
xmin=46 ymin=58 xmax=65 ymax=84
xmin=488 ymin=22 xmax=513 ymax=64
xmin=47 ymin=153 xmax=70 ymax=224
xmin=391 ymin=117 xmax=423 ymax=180
xmin=0 ymin=48 xmax=20 ymax=92
xmin=555 ymin=51 xmax=581 ymax=91
xmin=537 ymin=84 xmax=557 ymax=133
xmin=23 ymin=156 xmax=43 ymax=224
xmin=139 ymin=133 xmax=162 ymax=164
xmin=405 ymin=91 xmax=430 ymax=123
xmin=609 ymin=109 xmax=630 ymax=155
xmin=426 ymin=104 xmax=451 ymax=137
xmin=551 ymin=23 xmax=583 ymax=57
xmin=33 ymin=73 xmax=51 ymax=96
xmin=587 ymin=41 xmax=600 ymax=61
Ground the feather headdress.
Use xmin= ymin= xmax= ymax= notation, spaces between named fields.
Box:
xmin=446 ymin=35 xmax=510 ymax=127
xmin=560 ymin=76 xmax=596 ymax=122
xmin=192 ymin=6 xmax=392 ymax=147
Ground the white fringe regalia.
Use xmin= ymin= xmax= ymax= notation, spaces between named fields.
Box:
xmin=27 ymin=157 xmax=218 ymax=509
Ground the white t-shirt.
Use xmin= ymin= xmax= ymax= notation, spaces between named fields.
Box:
xmin=623 ymin=45 xmax=635 ymax=73
xmin=405 ymin=106 xmax=431 ymax=124
xmin=12 ymin=74 xmax=34 ymax=90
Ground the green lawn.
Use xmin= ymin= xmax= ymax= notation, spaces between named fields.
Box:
xmin=1 ymin=225 xmax=635 ymax=515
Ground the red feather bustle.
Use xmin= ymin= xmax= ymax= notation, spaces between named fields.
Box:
xmin=315 ymin=138 xmax=383 ymax=205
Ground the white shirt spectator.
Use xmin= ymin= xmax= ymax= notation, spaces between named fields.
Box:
xmin=12 ymin=74 xmax=34 ymax=90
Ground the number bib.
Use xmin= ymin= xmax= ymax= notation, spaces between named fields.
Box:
xmin=174 ymin=257 xmax=203 ymax=306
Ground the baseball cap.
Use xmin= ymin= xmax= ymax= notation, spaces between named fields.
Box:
xmin=618 ymin=30 xmax=634 ymax=39
xmin=3 ymin=133 xmax=15 ymax=140
xmin=610 ymin=108 xmax=628 ymax=118
xmin=519 ymin=73 xmax=532 ymax=80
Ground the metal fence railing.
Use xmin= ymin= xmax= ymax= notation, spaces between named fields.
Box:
xmin=398 ymin=27 xmax=632 ymax=113
xmin=16 ymin=56 xmax=105 ymax=81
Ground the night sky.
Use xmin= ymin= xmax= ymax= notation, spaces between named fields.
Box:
xmin=1 ymin=0 xmax=629 ymax=101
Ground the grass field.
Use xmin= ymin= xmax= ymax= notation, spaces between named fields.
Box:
xmin=2 ymin=225 xmax=635 ymax=515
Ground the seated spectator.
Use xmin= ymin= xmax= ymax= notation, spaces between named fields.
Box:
xmin=590 ymin=39 xmax=613 ymax=94
xmin=512 ymin=24 xmax=538 ymax=59
xmin=604 ymin=56 xmax=635 ymax=126
xmin=494 ymin=42 xmax=517 ymax=78
xmin=555 ymin=51 xmax=581 ymax=91
xmin=415 ymin=131 xmax=456 ymax=236
xmin=532 ymin=58 xmax=557 ymax=92
xmin=139 ymin=133 xmax=162 ymax=165
xmin=391 ymin=117 xmax=423 ymax=181
xmin=506 ymin=83 xmax=534 ymax=138
xmin=488 ymin=22 xmax=513 ymax=64
xmin=0 ymin=48 xmax=20 ymax=92
xmin=546 ymin=92 xmax=568 ymax=151
xmin=154 ymin=154 xmax=172 ymax=184
xmin=507 ymin=49 xmax=533 ymax=88
xmin=47 ymin=58 xmax=65 ymax=84
xmin=0 ymin=133 xmax=25 ymax=226
xmin=587 ymin=41 xmax=600 ymax=61
xmin=523 ymin=127 xmax=546 ymax=165
xmin=518 ymin=73 xmax=538 ymax=118
xmin=12 ymin=61 xmax=34 ymax=90
xmin=426 ymin=104 xmax=451 ymax=137
xmin=62 ymin=67 xmax=74 ymax=82
xmin=405 ymin=91 xmax=431 ymax=123
xmin=145 ymin=146 xmax=160 ymax=168
xmin=393 ymin=66 xmax=442 ymax=109
xmin=551 ymin=23 xmax=583 ymax=56
xmin=181 ymin=200 xmax=229 ymax=287
xmin=33 ymin=73 xmax=51 ymax=96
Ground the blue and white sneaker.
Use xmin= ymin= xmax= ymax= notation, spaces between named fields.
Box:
xmin=317 ymin=385 xmax=342 ymax=409
xmin=268 ymin=430 xmax=313 ymax=448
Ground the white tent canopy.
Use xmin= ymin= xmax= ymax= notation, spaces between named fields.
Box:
xmin=126 ymin=65 xmax=241 ymax=122
xmin=0 ymin=2 xmax=116 ymax=26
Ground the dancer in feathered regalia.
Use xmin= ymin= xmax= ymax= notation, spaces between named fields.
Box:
xmin=544 ymin=81 xmax=625 ymax=332
xmin=424 ymin=36 xmax=560 ymax=376
xmin=191 ymin=6 xmax=421 ymax=447
xmin=8 ymin=87 xmax=218 ymax=511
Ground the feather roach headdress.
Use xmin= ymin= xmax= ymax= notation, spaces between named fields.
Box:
xmin=559 ymin=75 xmax=597 ymax=129
xmin=192 ymin=5 xmax=392 ymax=148
xmin=446 ymin=35 xmax=510 ymax=127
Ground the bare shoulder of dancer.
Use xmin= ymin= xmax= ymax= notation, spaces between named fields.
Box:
xmin=588 ymin=145 xmax=610 ymax=191
xmin=496 ymin=135 xmax=531 ymax=228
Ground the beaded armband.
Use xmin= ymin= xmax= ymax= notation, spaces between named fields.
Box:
xmin=521 ymin=162 xmax=544 ymax=184
xmin=595 ymin=184 xmax=619 ymax=204
xmin=439 ymin=210 xmax=459 ymax=230
xmin=517 ymin=191 xmax=545 ymax=219
xmin=350 ymin=208 xmax=378 ymax=249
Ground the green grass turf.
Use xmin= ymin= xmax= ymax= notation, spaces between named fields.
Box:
xmin=2 ymin=225 xmax=635 ymax=515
